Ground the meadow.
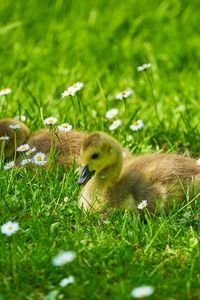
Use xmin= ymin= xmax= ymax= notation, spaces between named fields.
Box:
xmin=0 ymin=0 xmax=200 ymax=299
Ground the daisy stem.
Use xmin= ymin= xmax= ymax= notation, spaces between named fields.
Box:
xmin=10 ymin=240 xmax=17 ymax=285
xmin=123 ymin=98 xmax=127 ymax=121
xmin=145 ymin=70 xmax=163 ymax=128
xmin=13 ymin=130 xmax=17 ymax=163
xmin=70 ymin=96 xmax=77 ymax=127
xmin=0 ymin=140 xmax=5 ymax=169
xmin=77 ymin=94 xmax=87 ymax=126
xmin=49 ymin=127 xmax=56 ymax=167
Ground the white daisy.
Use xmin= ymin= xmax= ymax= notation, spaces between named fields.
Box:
xmin=109 ymin=119 xmax=121 ymax=131
xmin=15 ymin=115 xmax=26 ymax=122
xmin=0 ymin=88 xmax=11 ymax=96
xmin=62 ymin=89 xmax=75 ymax=98
xmin=130 ymin=120 xmax=144 ymax=131
xmin=1 ymin=221 xmax=19 ymax=236
xmin=62 ymin=82 xmax=83 ymax=98
xmin=59 ymin=276 xmax=75 ymax=287
xmin=138 ymin=200 xmax=148 ymax=210
xmin=44 ymin=117 xmax=58 ymax=125
xmin=16 ymin=144 xmax=30 ymax=152
xmin=137 ymin=63 xmax=151 ymax=72
xmin=9 ymin=124 xmax=21 ymax=130
xmin=21 ymin=158 xmax=32 ymax=166
xmin=131 ymin=285 xmax=154 ymax=298
xmin=116 ymin=89 xmax=132 ymax=100
xmin=52 ymin=251 xmax=76 ymax=267
xmin=4 ymin=161 xmax=15 ymax=170
xmin=32 ymin=152 xmax=47 ymax=166
xmin=26 ymin=147 xmax=37 ymax=156
xmin=72 ymin=82 xmax=83 ymax=92
xmin=196 ymin=159 xmax=200 ymax=166
xmin=58 ymin=123 xmax=73 ymax=133
xmin=0 ymin=136 xmax=10 ymax=141
xmin=106 ymin=108 xmax=118 ymax=119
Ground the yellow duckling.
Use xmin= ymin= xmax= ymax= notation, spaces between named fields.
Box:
xmin=0 ymin=118 xmax=30 ymax=158
xmin=27 ymin=128 xmax=88 ymax=168
xmin=78 ymin=132 xmax=200 ymax=213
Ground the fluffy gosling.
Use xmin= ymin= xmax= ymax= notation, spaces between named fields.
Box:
xmin=0 ymin=118 xmax=30 ymax=158
xmin=27 ymin=128 xmax=88 ymax=168
xmin=78 ymin=132 xmax=200 ymax=214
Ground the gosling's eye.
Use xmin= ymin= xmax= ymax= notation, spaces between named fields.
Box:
xmin=91 ymin=153 xmax=99 ymax=160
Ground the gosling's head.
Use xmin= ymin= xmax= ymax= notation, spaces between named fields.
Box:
xmin=78 ymin=132 xmax=123 ymax=185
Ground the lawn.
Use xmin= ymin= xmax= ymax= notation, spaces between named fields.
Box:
xmin=0 ymin=0 xmax=200 ymax=299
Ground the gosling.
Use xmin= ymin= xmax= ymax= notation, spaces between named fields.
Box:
xmin=27 ymin=128 xmax=88 ymax=168
xmin=78 ymin=132 xmax=200 ymax=214
xmin=0 ymin=118 xmax=30 ymax=158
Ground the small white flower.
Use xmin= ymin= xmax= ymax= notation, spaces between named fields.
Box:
xmin=106 ymin=108 xmax=118 ymax=119
xmin=109 ymin=119 xmax=121 ymax=131
xmin=4 ymin=161 xmax=15 ymax=170
xmin=196 ymin=159 xmax=200 ymax=166
xmin=16 ymin=144 xmax=30 ymax=152
xmin=62 ymin=82 xmax=83 ymax=98
xmin=15 ymin=115 xmax=26 ymax=122
xmin=62 ymin=89 xmax=75 ymax=98
xmin=130 ymin=120 xmax=144 ymax=131
xmin=26 ymin=147 xmax=37 ymax=155
xmin=44 ymin=117 xmax=58 ymax=125
xmin=131 ymin=285 xmax=154 ymax=298
xmin=138 ymin=200 xmax=148 ymax=210
xmin=58 ymin=123 xmax=73 ymax=133
xmin=116 ymin=89 xmax=132 ymax=100
xmin=21 ymin=158 xmax=32 ymax=166
xmin=1 ymin=221 xmax=19 ymax=236
xmin=52 ymin=251 xmax=76 ymax=266
xmin=32 ymin=152 xmax=47 ymax=166
xmin=0 ymin=136 xmax=10 ymax=141
xmin=0 ymin=88 xmax=11 ymax=96
xmin=137 ymin=63 xmax=151 ymax=72
xmin=72 ymin=82 xmax=83 ymax=92
xmin=9 ymin=124 xmax=21 ymax=130
xmin=59 ymin=276 xmax=75 ymax=287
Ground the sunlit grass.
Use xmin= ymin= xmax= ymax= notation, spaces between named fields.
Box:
xmin=0 ymin=0 xmax=200 ymax=299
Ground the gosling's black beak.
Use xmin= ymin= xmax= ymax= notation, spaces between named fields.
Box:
xmin=78 ymin=165 xmax=95 ymax=186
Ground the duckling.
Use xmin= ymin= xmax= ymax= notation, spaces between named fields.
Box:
xmin=78 ymin=132 xmax=200 ymax=214
xmin=27 ymin=128 xmax=88 ymax=168
xmin=0 ymin=118 xmax=30 ymax=158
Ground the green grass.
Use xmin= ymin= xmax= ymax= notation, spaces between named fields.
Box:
xmin=0 ymin=0 xmax=200 ymax=299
